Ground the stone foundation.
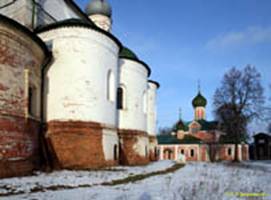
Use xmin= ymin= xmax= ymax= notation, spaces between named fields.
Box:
xmin=0 ymin=115 xmax=41 ymax=178
xmin=45 ymin=121 xmax=118 ymax=170
xmin=118 ymin=129 xmax=149 ymax=165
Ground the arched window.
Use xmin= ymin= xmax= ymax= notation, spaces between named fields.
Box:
xmin=181 ymin=149 xmax=185 ymax=155
xmin=164 ymin=149 xmax=173 ymax=160
xmin=107 ymin=70 xmax=115 ymax=102
xmin=190 ymin=149 xmax=194 ymax=157
xmin=117 ymin=86 xmax=126 ymax=109
xmin=28 ymin=86 xmax=37 ymax=117
xmin=228 ymin=148 xmax=232 ymax=156
xmin=143 ymin=91 xmax=147 ymax=114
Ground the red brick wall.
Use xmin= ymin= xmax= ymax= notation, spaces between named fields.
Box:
xmin=0 ymin=21 xmax=46 ymax=178
xmin=0 ymin=116 xmax=40 ymax=178
xmin=118 ymin=129 xmax=149 ymax=165
xmin=201 ymin=145 xmax=208 ymax=161
xmin=194 ymin=131 xmax=216 ymax=143
xmin=46 ymin=121 xmax=118 ymax=170
xmin=183 ymin=146 xmax=198 ymax=161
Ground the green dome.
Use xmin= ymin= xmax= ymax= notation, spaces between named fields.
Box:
xmin=192 ymin=92 xmax=207 ymax=108
xmin=119 ymin=47 xmax=138 ymax=60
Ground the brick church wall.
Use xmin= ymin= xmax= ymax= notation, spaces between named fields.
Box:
xmin=0 ymin=116 xmax=40 ymax=178
xmin=46 ymin=121 xmax=118 ymax=170
xmin=0 ymin=17 xmax=47 ymax=178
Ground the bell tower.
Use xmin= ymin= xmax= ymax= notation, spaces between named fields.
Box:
xmin=85 ymin=0 xmax=112 ymax=32
xmin=192 ymin=83 xmax=207 ymax=120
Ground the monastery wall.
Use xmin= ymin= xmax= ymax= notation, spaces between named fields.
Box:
xmin=39 ymin=26 xmax=121 ymax=169
xmin=118 ymin=59 xmax=148 ymax=132
xmin=0 ymin=17 xmax=46 ymax=178
xmin=147 ymin=81 xmax=158 ymax=136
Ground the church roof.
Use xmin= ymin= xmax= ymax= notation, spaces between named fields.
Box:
xmin=119 ymin=46 xmax=151 ymax=77
xmin=148 ymin=80 xmax=160 ymax=89
xmin=173 ymin=119 xmax=218 ymax=132
xmin=34 ymin=18 xmax=122 ymax=49
xmin=192 ymin=92 xmax=207 ymax=108
xmin=157 ymin=134 xmax=203 ymax=145
xmin=119 ymin=47 xmax=138 ymax=60
xmin=85 ymin=0 xmax=112 ymax=17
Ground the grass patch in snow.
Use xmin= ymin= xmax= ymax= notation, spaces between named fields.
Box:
xmin=0 ymin=162 xmax=182 ymax=197
xmin=102 ymin=163 xmax=185 ymax=186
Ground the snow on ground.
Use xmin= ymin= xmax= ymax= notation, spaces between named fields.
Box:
xmin=0 ymin=160 xmax=175 ymax=195
xmin=1 ymin=161 xmax=271 ymax=200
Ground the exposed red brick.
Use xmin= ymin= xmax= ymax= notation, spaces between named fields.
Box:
xmin=0 ymin=116 xmax=41 ymax=178
xmin=194 ymin=131 xmax=216 ymax=143
xmin=118 ymin=129 xmax=149 ymax=166
xmin=46 ymin=121 xmax=117 ymax=170
xmin=0 ymin=83 xmax=8 ymax=91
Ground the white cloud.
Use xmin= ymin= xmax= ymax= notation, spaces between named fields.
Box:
xmin=206 ymin=26 xmax=271 ymax=49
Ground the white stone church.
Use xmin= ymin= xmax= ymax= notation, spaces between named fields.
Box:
xmin=0 ymin=0 xmax=159 ymax=178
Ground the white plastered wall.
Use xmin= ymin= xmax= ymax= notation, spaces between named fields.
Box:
xmin=134 ymin=135 xmax=149 ymax=157
xmin=147 ymin=82 xmax=158 ymax=136
xmin=118 ymin=59 xmax=148 ymax=132
xmin=102 ymin=128 xmax=119 ymax=161
xmin=39 ymin=27 xmax=120 ymax=126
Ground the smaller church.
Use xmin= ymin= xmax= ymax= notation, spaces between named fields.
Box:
xmin=157 ymin=90 xmax=249 ymax=162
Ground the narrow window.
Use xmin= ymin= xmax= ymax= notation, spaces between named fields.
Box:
xmin=228 ymin=148 xmax=232 ymax=156
xmin=190 ymin=149 xmax=194 ymax=157
xmin=107 ymin=70 xmax=115 ymax=102
xmin=28 ymin=86 xmax=36 ymax=116
xmin=145 ymin=146 xmax=148 ymax=157
xmin=117 ymin=86 xmax=126 ymax=109
xmin=114 ymin=144 xmax=118 ymax=160
xmin=181 ymin=149 xmax=184 ymax=154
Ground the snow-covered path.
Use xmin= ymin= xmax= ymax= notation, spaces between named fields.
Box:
xmin=1 ymin=161 xmax=270 ymax=200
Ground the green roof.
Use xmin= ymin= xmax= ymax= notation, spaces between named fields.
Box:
xmin=119 ymin=47 xmax=138 ymax=60
xmin=197 ymin=120 xmax=218 ymax=131
xmin=119 ymin=46 xmax=151 ymax=77
xmin=157 ymin=134 xmax=203 ymax=145
xmin=174 ymin=119 xmax=218 ymax=132
xmin=192 ymin=92 xmax=207 ymax=108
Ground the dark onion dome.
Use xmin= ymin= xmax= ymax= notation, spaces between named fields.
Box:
xmin=173 ymin=119 xmax=189 ymax=131
xmin=192 ymin=92 xmax=207 ymax=108
xmin=119 ymin=47 xmax=138 ymax=60
xmin=85 ymin=0 xmax=112 ymax=17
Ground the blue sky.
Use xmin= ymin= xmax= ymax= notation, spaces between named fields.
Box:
xmin=76 ymin=0 xmax=271 ymax=132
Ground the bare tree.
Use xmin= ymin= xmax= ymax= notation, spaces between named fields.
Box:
xmin=213 ymin=65 xmax=265 ymax=161
xmin=158 ymin=127 xmax=172 ymax=135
